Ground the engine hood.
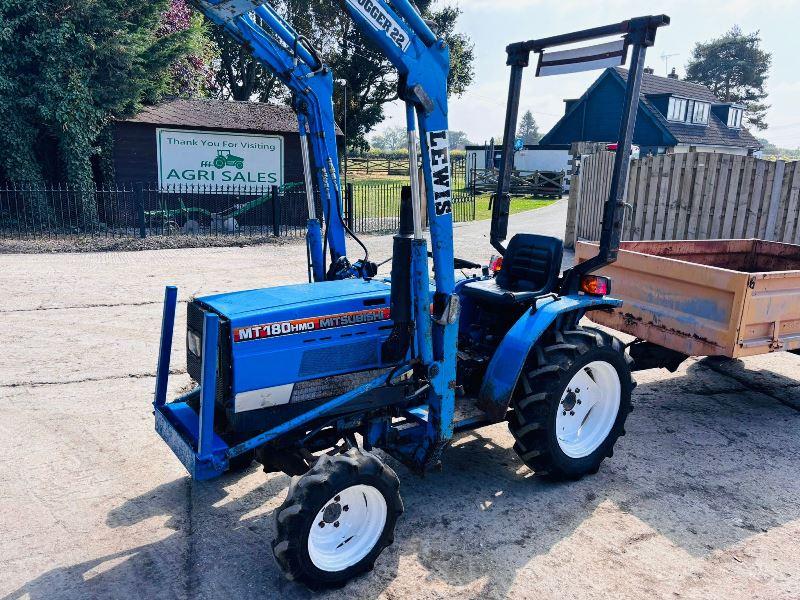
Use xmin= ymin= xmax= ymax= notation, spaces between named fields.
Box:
xmin=196 ymin=279 xmax=391 ymax=320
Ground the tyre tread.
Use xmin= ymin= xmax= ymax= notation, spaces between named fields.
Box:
xmin=271 ymin=448 xmax=403 ymax=589
xmin=508 ymin=325 xmax=634 ymax=480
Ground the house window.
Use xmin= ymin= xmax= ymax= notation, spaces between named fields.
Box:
xmin=728 ymin=107 xmax=743 ymax=129
xmin=667 ymin=97 xmax=709 ymax=124
xmin=692 ymin=102 xmax=710 ymax=124
xmin=667 ymin=97 xmax=687 ymax=121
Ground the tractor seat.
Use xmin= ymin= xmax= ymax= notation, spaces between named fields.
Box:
xmin=463 ymin=234 xmax=563 ymax=305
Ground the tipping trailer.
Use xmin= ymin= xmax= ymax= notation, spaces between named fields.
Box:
xmin=575 ymin=238 xmax=800 ymax=368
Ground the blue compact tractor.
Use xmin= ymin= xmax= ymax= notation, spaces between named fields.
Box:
xmin=153 ymin=1 xmax=668 ymax=588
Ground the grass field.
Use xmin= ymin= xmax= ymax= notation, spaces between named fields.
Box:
xmin=347 ymin=175 xmax=407 ymax=185
xmin=349 ymin=184 xmax=556 ymax=221
xmin=345 ymin=171 xmax=557 ymax=222
xmin=473 ymin=194 xmax=556 ymax=221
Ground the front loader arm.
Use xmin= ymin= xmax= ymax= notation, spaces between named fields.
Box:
xmin=336 ymin=0 xmax=458 ymax=453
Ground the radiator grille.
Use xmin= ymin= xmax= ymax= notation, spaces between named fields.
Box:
xmin=186 ymin=301 xmax=204 ymax=384
xmin=299 ymin=340 xmax=378 ymax=378
xmin=185 ymin=300 xmax=230 ymax=406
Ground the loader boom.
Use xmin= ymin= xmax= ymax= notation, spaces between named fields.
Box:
xmin=336 ymin=0 xmax=458 ymax=459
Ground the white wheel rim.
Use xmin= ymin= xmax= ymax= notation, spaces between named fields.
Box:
xmin=307 ymin=484 xmax=387 ymax=572
xmin=556 ymin=360 xmax=621 ymax=459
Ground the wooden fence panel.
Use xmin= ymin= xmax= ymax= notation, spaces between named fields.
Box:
xmin=732 ymin=157 xmax=754 ymax=238
xmin=686 ymin=154 xmax=707 ymax=239
xmin=663 ymin=152 xmax=685 ymax=240
xmin=774 ymin=163 xmax=797 ymax=240
xmin=675 ymin=152 xmax=697 ymax=239
xmin=765 ymin=160 xmax=787 ymax=240
xmin=717 ymin=154 xmax=743 ymax=239
xmin=565 ymin=151 xmax=800 ymax=247
xmin=641 ymin=156 xmax=662 ymax=240
xmin=784 ymin=162 xmax=800 ymax=243
xmin=653 ymin=154 xmax=672 ymax=240
xmin=622 ymin=157 xmax=639 ymax=239
xmin=746 ymin=160 xmax=766 ymax=238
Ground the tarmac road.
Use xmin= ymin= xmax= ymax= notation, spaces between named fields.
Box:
xmin=2 ymin=200 xmax=799 ymax=599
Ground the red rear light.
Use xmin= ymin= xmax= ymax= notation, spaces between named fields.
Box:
xmin=580 ymin=275 xmax=610 ymax=296
xmin=489 ymin=255 xmax=503 ymax=275
xmin=605 ymin=143 xmax=618 ymax=151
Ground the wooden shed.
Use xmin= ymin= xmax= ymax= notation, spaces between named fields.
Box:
xmin=112 ymin=98 xmax=342 ymax=186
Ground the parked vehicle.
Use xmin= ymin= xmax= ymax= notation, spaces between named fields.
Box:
xmin=575 ymin=239 xmax=800 ymax=369
xmin=152 ymin=4 xmax=669 ymax=589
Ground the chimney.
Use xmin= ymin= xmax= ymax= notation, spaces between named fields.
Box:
xmin=643 ymin=66 xmax=654 ymax=75
xmin=668 ymin=67 xmax=679 ymax=80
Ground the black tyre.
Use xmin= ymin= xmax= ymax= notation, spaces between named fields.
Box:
xmin=508 ymin=325 xmax=635 ymax=480
xmin=272 ymin=448 xmax=403 ymax=589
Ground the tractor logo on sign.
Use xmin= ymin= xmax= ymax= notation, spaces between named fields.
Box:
xmin=210 ymin=149 xmax=245 ymax=170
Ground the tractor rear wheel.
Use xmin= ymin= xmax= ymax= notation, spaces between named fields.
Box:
xmin=508 ymin=326 xmax=634 ymax=480
xmin=272 ymin=448 xmax=403 ymax=589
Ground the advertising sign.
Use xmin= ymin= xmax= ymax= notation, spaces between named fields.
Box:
xmin=156 ymin=128 xmax=284 ymax=191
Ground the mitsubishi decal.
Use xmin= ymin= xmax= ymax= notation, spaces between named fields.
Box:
xmin=234 ymin=307 xmax=391 ymax=342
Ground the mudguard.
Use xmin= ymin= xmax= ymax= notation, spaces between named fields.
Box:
xmin=478 ymin=294 xmax=622 ymax=419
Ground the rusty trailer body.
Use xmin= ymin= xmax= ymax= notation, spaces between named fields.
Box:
xmin=575 ymin=239 xmax=800 ymax=358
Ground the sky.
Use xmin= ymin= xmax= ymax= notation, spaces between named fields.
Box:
xmin=377 ymin=0 xmax=800 ymax=148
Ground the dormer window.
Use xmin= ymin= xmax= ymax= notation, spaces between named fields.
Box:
xmin=728 ymin=107 xmax=744 ymax=129
xmin=666 ymin=96 xmax=710 ymax=125
xmin=692 ymin=101 xmax=710 ymax=124
xmin=667 ymin=97 xmax=687 ymax=121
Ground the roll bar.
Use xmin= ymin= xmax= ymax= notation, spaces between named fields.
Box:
xmin=490 ymin=15 xmax=670 ymax=293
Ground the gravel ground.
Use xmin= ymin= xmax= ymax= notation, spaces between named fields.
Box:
xmin=0 ymin=234 xmax=289 ymax=254
xmin=2 ymin=200 xmax=799 ymax=599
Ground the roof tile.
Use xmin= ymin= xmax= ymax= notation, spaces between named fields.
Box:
xmin=616 ymin=68 xmax=760 ymax=149
xmin=120 ymin=98 xmax=343 ymax=135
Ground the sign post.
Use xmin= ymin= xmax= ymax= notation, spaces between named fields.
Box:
xmin=156 ymin=128 xmax=284 ymax=192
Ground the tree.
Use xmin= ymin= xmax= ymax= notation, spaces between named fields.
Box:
xmin=517 ymin=110 xmax=540 ymax=145
xmin=160 ymin=0 xmax=220 ymax=98
xmin=333 ymin=2 xmax=474 ymax=152
xmin=684 ymin=26 xmax=771 ymax=130
xmin=0 ymin=0 xmax=203 ymax=223
xmin=370 ymin=126 xmax=407 ymax=151
xmin=211 ymin=21 xmax=282 ymax=101
xmin=204 ymin=1 xmax=474 ymax=150
xmin=756 ymin=138 xmax=800 ymax=160
xmin=448 ymin=130 xmax=473 ymax=150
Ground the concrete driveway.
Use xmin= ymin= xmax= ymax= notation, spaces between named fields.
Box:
xmin=2 ymin=202 xmax=799 ymax=599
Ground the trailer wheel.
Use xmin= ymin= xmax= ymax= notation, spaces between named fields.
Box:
xmin=508 ymin=326 xmax=634 ymax=480
xmin=272 ymin=448 xmax=403 ymax=589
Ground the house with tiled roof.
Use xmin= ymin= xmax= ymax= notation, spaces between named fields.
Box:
xmin=539 ymin=67 xmax=761 ymax=156
xmin=111 ymin=98 xmax=342 ymax=184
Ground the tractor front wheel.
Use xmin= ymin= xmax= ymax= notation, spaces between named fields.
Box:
xmin=508 ymin=326 xmax=634 ymax=480
xmin=272 ymin=448 xmax=403 ymax=589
